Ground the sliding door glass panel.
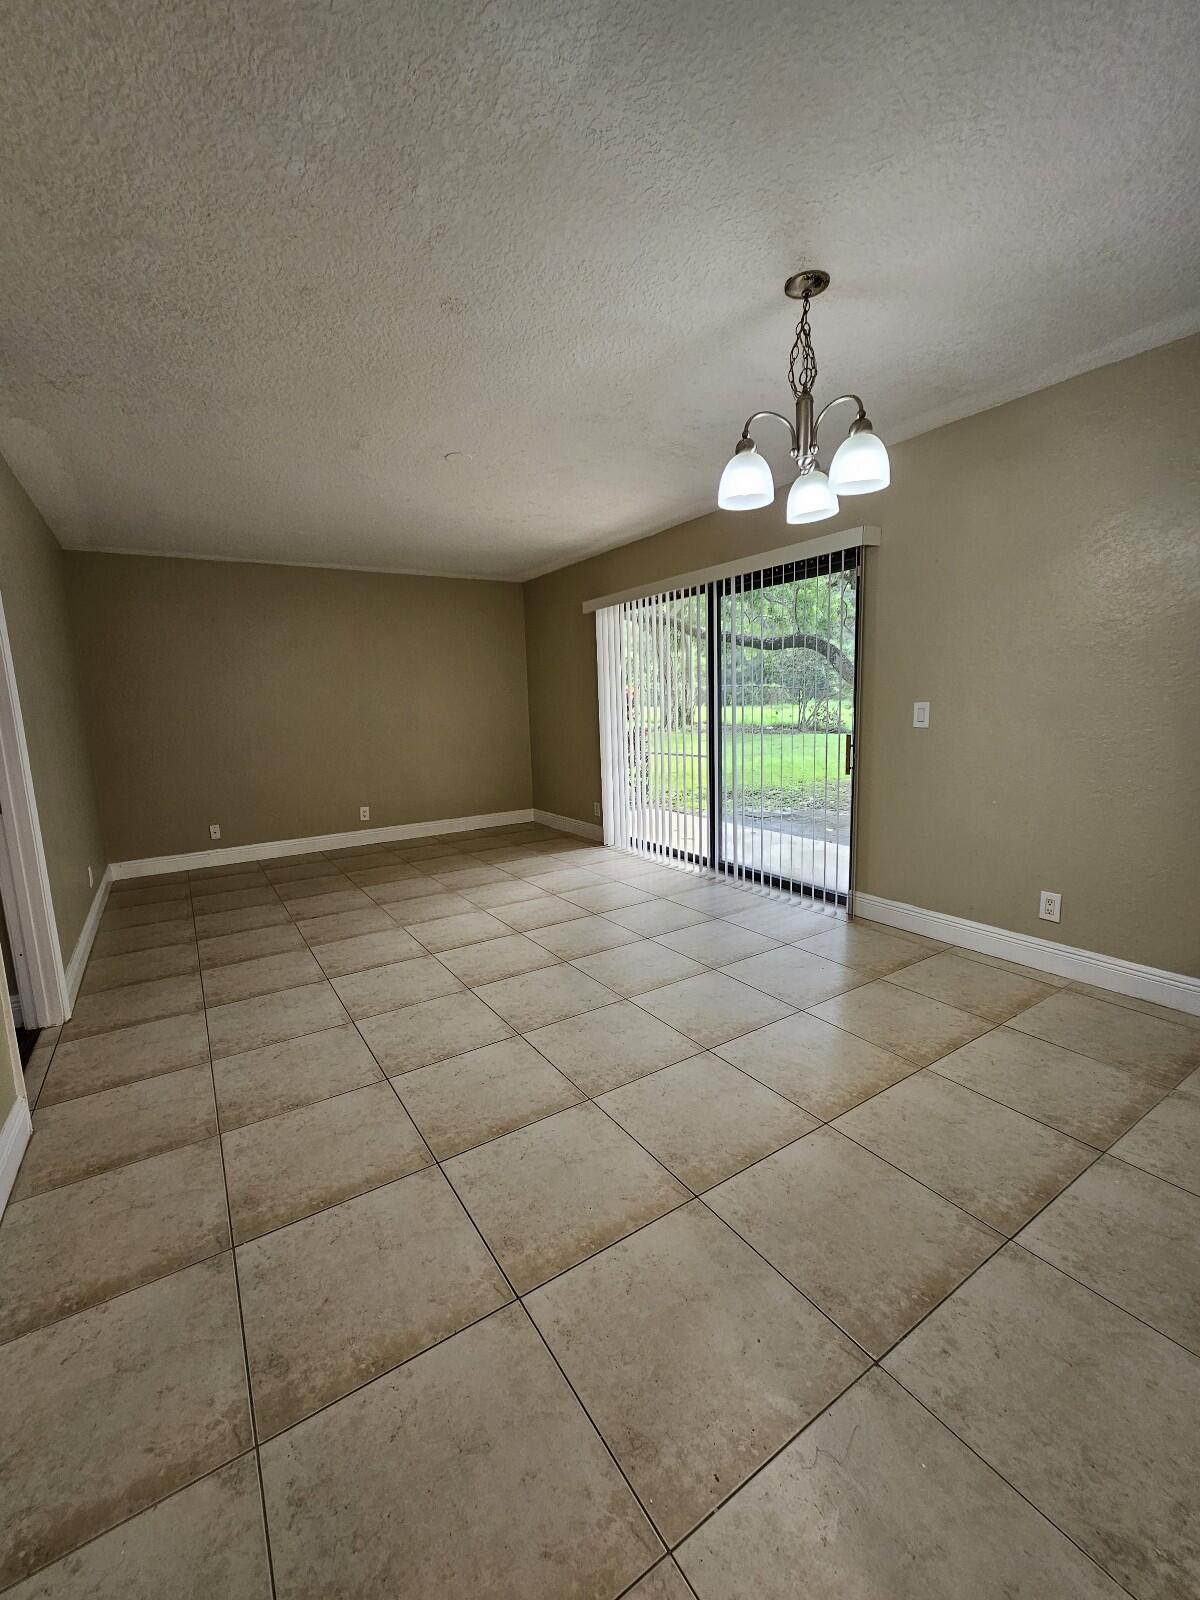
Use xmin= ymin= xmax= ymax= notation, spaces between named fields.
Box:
xmin=717 ymin=551 xmax=858 ymax=900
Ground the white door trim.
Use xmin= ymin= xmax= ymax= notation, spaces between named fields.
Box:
xmin=0 ymin=589 xmax=68 ymax=1027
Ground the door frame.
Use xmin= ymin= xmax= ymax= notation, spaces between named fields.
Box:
xmin=0 ymin=588 xmax=69 ymax=1031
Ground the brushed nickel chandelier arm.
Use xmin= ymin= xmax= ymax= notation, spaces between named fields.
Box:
xmin=736 ymin=410 xmax=800 ymax=455
xmin=814 ymin=393 xmax=870 ymax=434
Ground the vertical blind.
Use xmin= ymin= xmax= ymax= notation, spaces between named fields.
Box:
xmin=596 ymin=587 xmax=710 ymax=872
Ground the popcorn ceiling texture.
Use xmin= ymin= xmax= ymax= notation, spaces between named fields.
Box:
xmin=1 ymin=0 xmax=1198 ymax=579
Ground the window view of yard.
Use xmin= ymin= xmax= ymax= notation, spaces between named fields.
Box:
xmin=623 ymin=568 xmax=856 ymax=892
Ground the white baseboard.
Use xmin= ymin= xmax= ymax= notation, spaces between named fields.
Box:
xmin=65 ymin=866 xmax=113 ymax=1010
xmin=854 ymin=892 xmax=1200 ymax=1018
xmin=532 ymin=808 xmax=604 ymax=842
xmin=0 ymin=1095 xmax=32 ymax=1215
xmin=110 ymin=810 xmax=539 ymax=880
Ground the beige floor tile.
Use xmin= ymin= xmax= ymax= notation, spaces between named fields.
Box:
xmin=886 ymin=950 xmax=1058 ymax=1022
xmin=1018 ymin=1157 xmax=1200 ymax=1353
xmin=201 ymin=947 xmax=324 ymax=1007
xmin=721 ymin=946 xmax=863 ymax=1009
xmin=184 ymin=870 xmax=264 ymax=895
xmin=721 ymin=901 xmax=834 ymax=941
xmin=473 ymin=964 xmax=617 ymax=1032
xmin=571 ymin=940 xmax=706 ymax=997
xmin=239 ymin=1169 xmax=511 ymax=1438
xmin=490 ymin=893 xmax=591 ymax=931
xmin=331 ymin=956 xmax=462 ymax=1020
xmin=459 ymin=877 xmax=550 ymax=909
xmin=598 ymin=1054 xmax=816 ymax=1192
xmin=932 ymin=1026 xmax=1166 ymax=1146
xmin=198 ymin=921 xmax=307 ymax=967
xmin=190 ymin=861 xmax=269 ymax=882
xmin=435 ymin=931 xmax=558 ymax=986
xmin=308 ymin=925 xmax=425 ymax=977
xmin=346 ymin=862 xmax=425 ymax=885
xmin=1108 ymin=1091 xmax=1200 ymax=1192
xmin=90 ymin=917 xmax=196 ymax=956
xmin=359 ymin=991 xmax=513 ymax=1074
xmin=1069 ymin=982 xmax=1200 ymax=1028
xmin=267 ymin=857 xmax=341 ymax=881
xmin=396 ymin=1036 xmax=583 ymax=1158
xmin=0 ymin=1256 xmax=251 ymax=1589
xmin=222 ymin=1081 xmax=431 ymax=1241
xmin=80 ymin=941 xmax=199 ymax=994
xmin=655 ymin=919 xmax=778 ymax=965
xmin=634 ymin=971 xmax=793 ymax=1049
xmin=525 ymin=913 xmax=641 ymax=960
xmin=213 ymin=1024 xmax=382 ymax=1129
xmin=62 ymin=973 xmax=204 ymax=1040
xmin=797 ymin=922 xmax=943 ymax=976
xmin=445 ymin=1103 xmax=688 ymax=1291
xmin=292 ymin=904 xmax=397 ymax=942
xmin=605 ymin=899 xmax=710 ymax=936
xmin=435 ymin=863 xmax=529 ymax=890
xmin=386 ymin=890 xmax=478 ymax=924
xmin=623 ymin=1561 xmax=694 ymax=1600
xmin=676 ymin=1366 xmax=1125 ymax=1600
xmin=207 ymin=980 xmax=349 ymax=1059
xmin=20 ymin=1033 xmax=56 ymax=1108
xmin=101 ymin=896 xmax=191 ymax=929
xmin=834 ymin=1071 xmax=1095 ymax=1233
xmin=524 ymin=1001 xmax=702 ymax=1096
xmin=884 ymin=1244 xmax=1200 ymax=1600
xmin=191 ymin=885 xmax=280 ymax=915
xmin=2 ymin=1454 xmax=272 ymax=1600
xmin=708 ymin=1128 xmax=1001 ymax=1355
xmin=563 ymin=881 xmax=655 ymax=913
xmin=194 ymin=902 xmax=292 ymax=940
xmin=274 ymin=873 xmax=353 ymax=902
xmin=809 ymin=980 xmax=991 ymax=1066
xmin=1009 ymin=990 xmax=1200 ymax=1088
xmin=40 ymin=1012 xmax=210 ymax=1105
xmin=0 ymin=1140 xmax=230 ymax=1341
xmin=13 ymin=1065 xmax=216 ymax=1199
xmin=360 ymin=875 xmax=447 ymax=906
xmin=260 ymin=1303 xmax=660 ymax=1599
xmin=667 ymin=883 xmax=763 ymax=917
xmin=528 ymin=1203 xmax=866 ymax=1544
xmin=961 ymin=948 xmax=1071 ymax=985
xmin=284 ymin=887 xmax=376 ymax=920
xmin=714 ymin=1010 xmax=918 ymax=1117
xmin=108 ymin=881 xmax=192 ymax=908
xmin=519 ymin=865 xmax=603 ymax=893
xmin=408 ymin=909 xmax=515 ymax=953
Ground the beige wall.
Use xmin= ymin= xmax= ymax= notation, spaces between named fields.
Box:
xmin=524 ymin=335 xmax=1200 ymax=977
xmin=0 ymin=455 xmax=106 ymax=970
xmin=66 ymin=554 xmax=533 ymax=861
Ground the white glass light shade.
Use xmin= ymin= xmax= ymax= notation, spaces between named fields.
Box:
xmin=717 ymin=446 xmax=774 ymax=510
xmin=786 ymin=468 xmax=839 ymax=524
xmin=828 ymin=427 xmax=890 ymax=494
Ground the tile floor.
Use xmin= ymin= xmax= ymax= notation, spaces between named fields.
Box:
xmin=3 ymin=822 xmax=1199 ymax=1598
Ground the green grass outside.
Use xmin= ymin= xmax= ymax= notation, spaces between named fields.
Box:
xmin=632 ymin=720 xmax=853 ymax=811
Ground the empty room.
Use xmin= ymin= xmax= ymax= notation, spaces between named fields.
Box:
xmin=1 ymin=2 xmax=1198 ymax=1596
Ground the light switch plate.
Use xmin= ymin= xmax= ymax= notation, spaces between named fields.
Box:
xmin=913 ymin=701 xmax=930 ymax=728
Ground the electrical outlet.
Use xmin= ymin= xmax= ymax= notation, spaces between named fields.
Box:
xmin=87 ymin=864 xmax=94 ymax=889
xmin=209 ymin=823 xmax=221 ymax=841
xmin=1039 ymin=890 xmax=1062 ymax=923
xmin=913 ymin=701 xmax=930 ymax=728
xmin=359 ymin=805 xmax=370 ymax=822
xmin=593 ymin=801 xmax=602 ymax=818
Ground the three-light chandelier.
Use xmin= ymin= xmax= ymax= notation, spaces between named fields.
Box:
xmin=718 ymin=270 xmax=890 ymax=523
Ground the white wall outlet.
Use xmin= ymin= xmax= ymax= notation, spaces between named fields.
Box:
xmin=593 ymin=801 xmax=602 ymax=818
xmin=1039 ymin=890 xmax=1062 ymax=923
xmin=359 ymin=805 xmax=370 ymax=822
xmin=209 ymin=823 xmax=221 ymax=841
xmin=913 ymin=701 xmax=930 ymax=728
xmin=87 ymin=864 xmax=94 ymax=889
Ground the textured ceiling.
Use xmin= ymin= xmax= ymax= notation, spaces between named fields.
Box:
xmin=2 ymin=0 xmax=1198 ymax=580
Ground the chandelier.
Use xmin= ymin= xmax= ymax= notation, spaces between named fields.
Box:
xmin=717 ymin=270 xmax=890 ymax=523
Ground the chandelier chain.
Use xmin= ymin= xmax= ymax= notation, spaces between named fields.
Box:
xmin=787 ymin=294 xmax=818 ymax=398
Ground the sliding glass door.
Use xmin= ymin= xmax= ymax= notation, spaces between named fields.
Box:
xmin=597 ymin=545 xmax=861 ymax=903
